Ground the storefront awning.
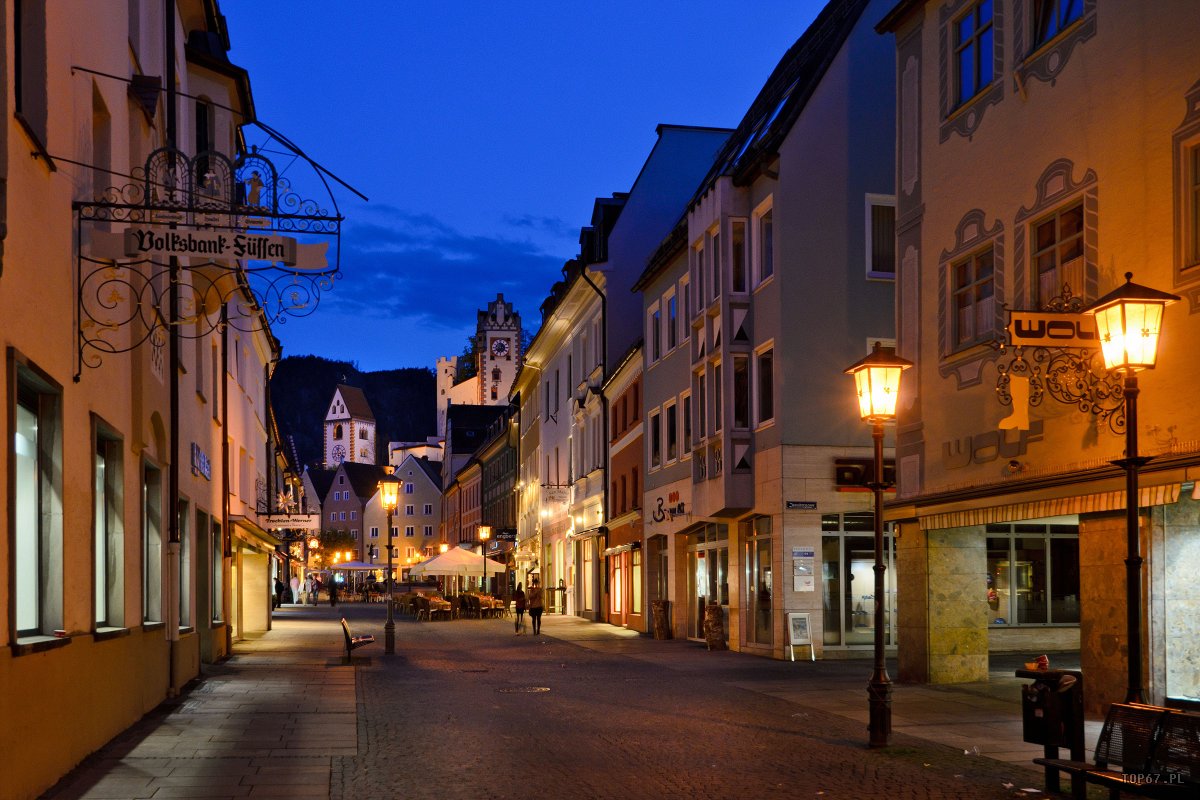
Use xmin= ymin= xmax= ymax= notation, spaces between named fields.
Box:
xmin=917 ymin=482 xmax=1181 ymax=530
xmin=230 ymin=515 xmax=282 ymax=550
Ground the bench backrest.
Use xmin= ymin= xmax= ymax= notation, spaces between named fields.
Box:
xmin=340 ymin=617 xmax=352 ymax=646
xmin=1152 ymin=710 xmax=1200 ymax=783
xmin=1094 ymin=703 xmax=1169 ymax=771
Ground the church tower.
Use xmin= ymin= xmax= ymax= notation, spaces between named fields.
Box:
xmin=434 ymin=294 xmax=522 ymax=438
xmin=324 ymin=384 xmax=376 ymax=467
xmin=475 ymin=293 xmax=521 ymax=404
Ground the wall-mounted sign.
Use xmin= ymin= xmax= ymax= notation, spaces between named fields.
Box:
xmin=650 ymin=490 xmax=688 ymax=524
xmin=1007 ymin=311 xmax=1097 ymax=348
xmin=190 ymin=442 xmax=211 ymax=480
xmin=792 ymin=547 xmax=815 ymax=592
xmin=786 ymin=500 xmax=817 ymax=510
xmin=494 ymin=528 xmax=518 ymax=542
xmin=264 ymin=514 xmax=320 ymax=531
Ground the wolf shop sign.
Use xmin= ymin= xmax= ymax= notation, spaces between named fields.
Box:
xmin=942 ymin=420 xmax=1044 ymax=470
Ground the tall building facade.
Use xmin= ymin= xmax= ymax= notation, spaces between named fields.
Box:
xmin=878 ymin=0 xmax=1200 ymax=710
xmin=436 ymin=294 xmax=522 ymax=438
xmin=0 ymin=2 xmax=314 ymax=796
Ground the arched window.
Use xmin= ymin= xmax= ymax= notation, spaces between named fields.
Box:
xmin=333 ymin=423 xmax=343 ymax=438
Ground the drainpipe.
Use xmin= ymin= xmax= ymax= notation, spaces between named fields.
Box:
xmin=222 ymin=307 xmax=232 ymax=653
xmin=165 ymin=0 xmax=182 ymax=697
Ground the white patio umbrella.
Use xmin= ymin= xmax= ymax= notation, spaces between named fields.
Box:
xmin=407 ymin=546 xmax=506 ymax=578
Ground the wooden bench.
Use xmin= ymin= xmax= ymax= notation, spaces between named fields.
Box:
xmin=340 ymin=618 xmax=375 ymax=663
xmin=1034 ymin=703 xmax=1200 ymax=798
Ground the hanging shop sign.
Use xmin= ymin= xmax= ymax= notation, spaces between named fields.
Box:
xmin=542 ymin=486 xmax=569 ymax=505
xmin=263 ymin=514 xmax=321 ymax=531
xmin=88 ymin=226 xmax=330 ymax=270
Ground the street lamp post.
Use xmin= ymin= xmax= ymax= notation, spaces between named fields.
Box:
xmin=479 ymin=526 xmax=492 ymax=595
xmin=845 ymin=341 xmax=912 ymax=748
xmin=1084 ymin=272 xmax=1178 ymax=704
xmin=378 ymin=474 xmax=402 ymax=655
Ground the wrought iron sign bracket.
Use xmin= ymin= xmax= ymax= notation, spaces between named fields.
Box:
xmin=73 ymin=145 xmax=343 ymax=380
xmin=990 ymin=284 xmax=1126 ymax=435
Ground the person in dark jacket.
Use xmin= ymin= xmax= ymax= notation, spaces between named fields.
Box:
xmin=513 ymin=583 xmax=527 ymax=634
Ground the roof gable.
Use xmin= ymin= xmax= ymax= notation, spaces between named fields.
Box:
xmin=328 ymin=384 xmax=375 ymax=421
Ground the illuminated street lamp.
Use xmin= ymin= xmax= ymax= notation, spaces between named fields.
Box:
xmin=845 ymin=341 xmax=912 ymax=748
xmin=1084 ymin=272 xmax=1179 ymax=704
xmin=439 ymin=542 xmax=450 ymax=554
xmin=378 ymin=474 xmax=402 ymax=655
xmin=479 ymin=526 xmax=492 ymax=595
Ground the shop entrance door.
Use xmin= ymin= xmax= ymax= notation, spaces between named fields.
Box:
xmin=685 ymin=524 xmax=728 ymax=640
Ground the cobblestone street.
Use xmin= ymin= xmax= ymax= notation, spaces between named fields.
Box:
xmin=47 ymin=605 xmax=1087 ymax=800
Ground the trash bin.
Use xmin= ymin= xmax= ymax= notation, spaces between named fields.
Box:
xmin=1017 ymin=668 xmax=1085 ymax=794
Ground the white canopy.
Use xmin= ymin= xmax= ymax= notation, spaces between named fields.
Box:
xmin=407 ymin=546 xmax=507 ymax=578
xmin=331 ymin=561 xmax=379 ymax=571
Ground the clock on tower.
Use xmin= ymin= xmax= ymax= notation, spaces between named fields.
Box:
xmin=490 ymin=337 xmax=510 ymax=359
xmin=331 ymin=444 xmax=346 ymax=463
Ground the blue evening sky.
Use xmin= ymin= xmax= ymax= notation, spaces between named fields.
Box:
xmin=223 ymin=1 xmax=826 ymax=371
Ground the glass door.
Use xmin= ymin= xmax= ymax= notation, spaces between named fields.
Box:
xmin=686 ymin=523 xmax=729 ymax=640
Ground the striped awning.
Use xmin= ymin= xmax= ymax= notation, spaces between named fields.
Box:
xmin=918 ymin=483 xmax=1181 ymax=530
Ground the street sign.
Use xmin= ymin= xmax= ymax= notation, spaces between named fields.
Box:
xmin=786 ymin=501 xmax=817 ymax=510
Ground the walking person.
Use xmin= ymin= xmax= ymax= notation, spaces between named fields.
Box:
xmin=513 ymin=583 xmax=527 ymax=634
xmin=329 ymin=578 xmax=339 ymax=608
xmin=274 ymin=577 xmax=286 ymax=609
xmin=527 ymin=577 xmax=544 ymax=636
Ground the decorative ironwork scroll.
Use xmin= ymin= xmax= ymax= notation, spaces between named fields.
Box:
xmin=991 ymin=284 xmax=1126 ymax=434
xmin=74 ymin=145 xmax=342 ymax=379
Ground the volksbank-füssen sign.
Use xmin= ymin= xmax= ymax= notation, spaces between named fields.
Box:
xmin=124 ymin=226 xmax=297 ymax=265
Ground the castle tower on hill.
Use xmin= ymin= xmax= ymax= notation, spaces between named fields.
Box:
xmin=435 ymin=294 xmax=521 ymax=438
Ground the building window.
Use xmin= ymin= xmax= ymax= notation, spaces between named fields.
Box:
xmin=712 ymin=362 xmax=723 ymax=433
xmin=339 ymin=511 xmax=346 ymax=521
xmin=731 ymin=219 xmax=747 ymax=292
xmin=631 ymin=548 xmax=643 ymax=614
xmin=986 ymin=523 xmax=1079 ymax=626
xmin=424 ymin=526 xmax=433 ymax=537
xmin=733 ymin=356 xmax=750 ymax=430
xmin=681 ymin=392 xmax=693 ymax=455
xmin=1032 ymin=203 xmax=1083 ymax=307
xmin=695 ymin=243 xmax=706 ymax=310
xmin=424 ymin=503 xmax=433 ymax=515
xmin=665 ymin=402 xmax=678 ymax=462
xmin=330 ymin=512 xmax=337 ymax=522
xmin=710 ymin=230 xmax=721 ymax=302
xmin=954 ymin=1 xmax=994 ymax=107
xmin=211 ymin=521 xmax=223 ymax=623
xmin=757 ymin=207 xmax=774 ymax=282
xmin=953 ymin=246 xmax=996 ymax=346
xmin=1190 ymin=146 xmax=1200 ymax=267
xmin=741 ymin=516 xmax=773 ymax=646
xmin=406 ymin=505 xmax=414 ymax=516
xmin=143 ymin=463 xmax=163 ymax=623
xmin=350 ymin=510 xmax=357 ymax=520
xmin=405 ymin=526 xmax=415 ymax=537
xmin=95 ymin=427 xmax=125 ymax=628
xmin=178 ymin=500 xmax=190 ymax=629
xmin=1033 ymin=0 xmax=1083 ymax=47
xmin=866 ymin=195 xmax=897 ymax=278
xmin=697 ymin=369 xmax=707 ymax=439
xmin=680 ymin=277 xmax=691 ymax=334
xmin=351 ymin=529 xmax=358 ymax=539
xmin=13 ymin=366 xmax=63 ymax=638
xmin=405 ymin=483 xmax=414 ymax=494
xmin=666 ymin=292 xmax=678 ymax=350
xmin=649 ymin=410 xmax=662 ymax=469
xmin=756 ymin=348 xmax=774 ymax=425
xmin=15 ymin=0 xmax=49 ymax=146
xmin=370 ymin=526 xmax=379 ymax=538
xmin=649 ymin=304 xmax=662 ymax=361
xmin=334 ymin=423 xmax=343 ymax=439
